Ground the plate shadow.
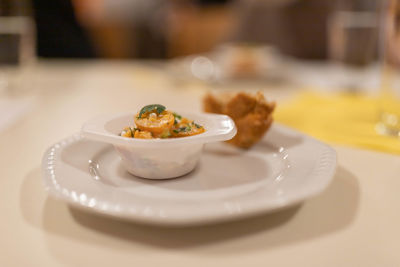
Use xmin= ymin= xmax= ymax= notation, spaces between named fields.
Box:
xmin=20 ymin=165 xmax=359 ymax=259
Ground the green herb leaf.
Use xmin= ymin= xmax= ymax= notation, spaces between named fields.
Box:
xmin=177 ymin=126 xmax=191 ymax=132
xmin=173 ymin=113 xmax=182 ymax=120
xmin=194 ymin=123 xmax=201 ymax=128
xmin=173 ymin=113 xmax=182 ymax=125
xmin=138 ymin=104 xmax=166 ymax=118
xmin=173 ymin=125 xmax=194 ymax=134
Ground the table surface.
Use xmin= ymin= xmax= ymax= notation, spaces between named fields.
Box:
xmin=1 ymin=61 xmax=399 ymax=267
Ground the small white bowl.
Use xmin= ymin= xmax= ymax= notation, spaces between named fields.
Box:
xmin=81 ymin=112 xmax=236 ymax=179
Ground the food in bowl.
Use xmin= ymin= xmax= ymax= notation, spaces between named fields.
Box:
xmin=203 ymin=91 xmax=275 ymax=149
xmin=82 ymin=108 xmax=236 ymax=179
xmin=120 ymin=104 xmax=205 ymax=139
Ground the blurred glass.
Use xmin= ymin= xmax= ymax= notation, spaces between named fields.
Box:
xmin=0 ymin=16 xmax=35 ymax=95
xmin=328 ymin=9 xmax=379 ymax=91
xmin=376 ymin=0 xmax=400 ymax=136
xmin=0 ymin=16 xmax=34 ymax=66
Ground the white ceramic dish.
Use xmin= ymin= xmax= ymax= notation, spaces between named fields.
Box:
xmin=42 ymin=123 xmax=337 ymax=226
xmin=81 ymin=112 xmax=236 ymax=179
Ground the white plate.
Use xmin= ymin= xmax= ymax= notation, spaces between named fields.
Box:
xmin=42 ymin=124 xmax=336 ymax=226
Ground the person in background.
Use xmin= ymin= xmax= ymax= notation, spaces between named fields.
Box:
xmin=32 ymin=0 xmax=96 ymax=58
xmin=32 ymin=0 xmax=376 ymax=60
xmin=166 ymin=0 xmax=235 ymax=57
xmin=32 ymin=0 xmax=233 ymax=59
xmin=72 ymin=0 xmax=231 ymax=58
xmin=72 ymin=0 xmax=168 ymax=58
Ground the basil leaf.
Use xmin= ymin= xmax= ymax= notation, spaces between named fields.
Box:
xmin=138 ymin=104 xmax=166 ymax=118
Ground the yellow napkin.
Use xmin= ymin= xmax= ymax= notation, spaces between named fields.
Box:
xmin=275 ymin=92 xmax=400 ymax=155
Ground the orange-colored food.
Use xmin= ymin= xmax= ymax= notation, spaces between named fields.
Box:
xmin=120 ymin=105 xmax=205 ymax=139
xmin=134 ymin=110 xmax=175 ymax=134
xmin=133 ymin=130 xmax=152 ymax=139
xmin=170 ymin=117 xmax=205 ymax=138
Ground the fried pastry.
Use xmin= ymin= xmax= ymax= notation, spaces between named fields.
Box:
xmin=203 ymin=91 xmax=275 ymax=149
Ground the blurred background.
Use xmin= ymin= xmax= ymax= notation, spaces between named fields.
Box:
xmin=1 ymin=0 xmax=400 ymax=153
xmin=1 ymin=0 xmax=388 ymax=91
xmin=0 ymin=0 xmax=381 ymax=61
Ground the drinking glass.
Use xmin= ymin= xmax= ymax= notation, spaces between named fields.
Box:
xmin=376 ymin=0 xmax=400 ymax=136
xmin=0 ymin=16 xmax=35 ymax=96
xmin=328 ymin=9 xmax=379 ymax=91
